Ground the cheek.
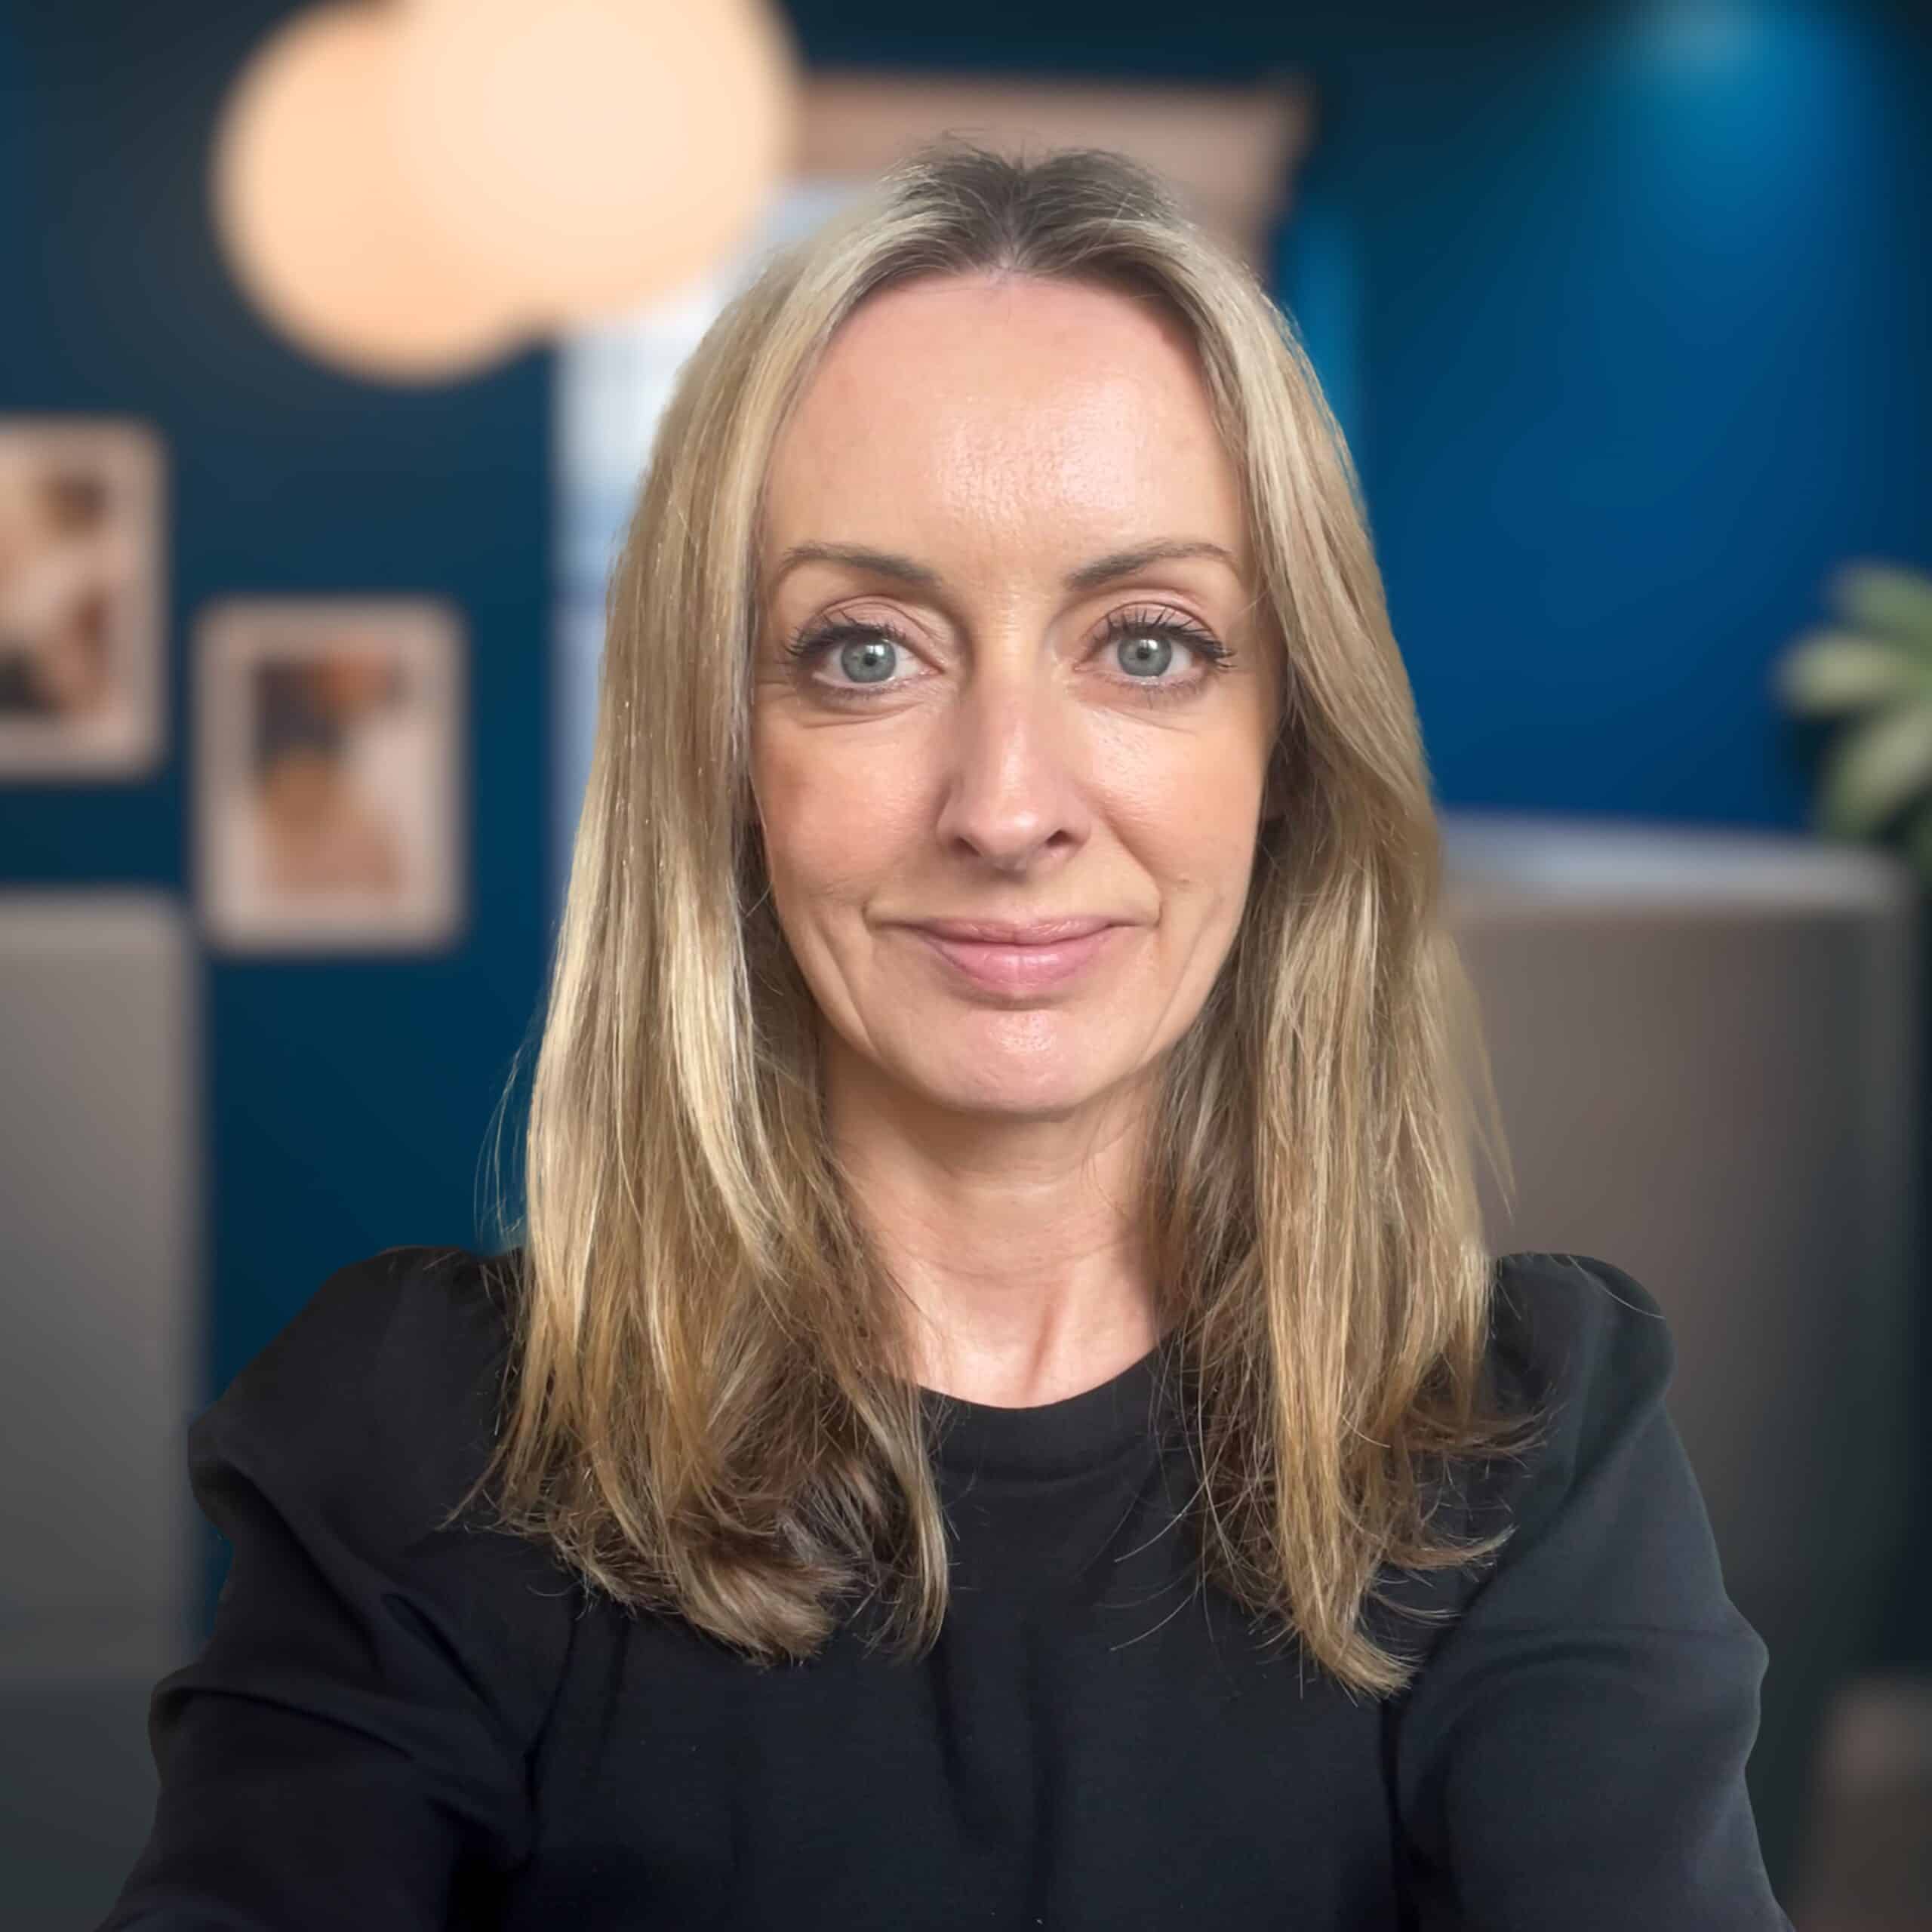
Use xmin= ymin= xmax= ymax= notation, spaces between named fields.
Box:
xmin=752 ymin=731 xmax=921 ymax=897
xmin=1102 ymin=744 xmax=1268 ymax=870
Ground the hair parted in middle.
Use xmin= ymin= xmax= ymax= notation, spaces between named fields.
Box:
xmin=467 ymin=137 xmax=1552 ymax=1701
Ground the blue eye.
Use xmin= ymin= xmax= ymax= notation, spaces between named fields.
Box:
xmin=818 ymin=632 xmax=899 ymax=688
xmin=782 ymin=606 xmax=1232 ymax=709
xmin=1095 ymin=608 xmax=1234 ymax=691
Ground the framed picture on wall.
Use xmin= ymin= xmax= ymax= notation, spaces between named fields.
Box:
xmin=193 ymin=596 xmax=466 ymax=952
xmin=0 ymin=415 xmax=167 ymax=780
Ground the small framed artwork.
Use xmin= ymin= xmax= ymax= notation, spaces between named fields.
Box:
xmin=0 ymin=415 xmax=167 ymax=780
xmin=194 ymin=597 xmax=466 ymax=952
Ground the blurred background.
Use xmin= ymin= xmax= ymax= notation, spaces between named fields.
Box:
xmin=2 ymin=0 xmax=1929 ymax=1924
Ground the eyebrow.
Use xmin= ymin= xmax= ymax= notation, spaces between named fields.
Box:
xmin=770 ymin=537 xmax=1243 ymax=595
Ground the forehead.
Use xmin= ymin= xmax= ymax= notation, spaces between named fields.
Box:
xmin=761 ymin=275 xmax=1251 ymax=579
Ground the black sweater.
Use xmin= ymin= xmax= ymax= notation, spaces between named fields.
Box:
xmin=100 ymin=1244 xmax=1792 ymax=1930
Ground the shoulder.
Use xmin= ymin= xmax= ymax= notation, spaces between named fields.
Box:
xmin=1372 ymin=1249 xmax=1743 ymax=1675
xmin=1457 ymin=1251 xmax=1743 ymax=1637
xmin=1489 ymin=1248 xmax=1675 ymax=1400
xmin=1382 ymin=1251 xmax=1681 ymax=1589
xmin=196 ymin=1243 xmax=527 ymax=1539
xmin=171 ymin=1244 xmax=577 ymax=1788
xmin=1484 ymin=1249 xmax=1678 ymax=1483
xmin=1388 ymin=1257 xmax=1784 ymax=1917
xmin=220 ymin=1242 xmax=521 ymax=1401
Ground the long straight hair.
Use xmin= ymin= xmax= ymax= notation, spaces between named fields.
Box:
xmin=467 ymin=139 xmax=1551 ymax=1699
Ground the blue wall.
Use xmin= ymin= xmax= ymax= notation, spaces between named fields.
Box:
xmin=1340 ymin=2 xmax=1932 ymax=820
xmin=791 ymin=0 xmax=1932 ymax=820
xmin=0 ymin=0 xmax=554 ymax=1400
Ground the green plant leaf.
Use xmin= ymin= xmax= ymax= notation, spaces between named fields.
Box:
xmin=1771 ymin=632 xmax=1932 ymax=715
xmin=1831 ymin=561 xmax=1932 ymax=659
xmin=1815 ymin=700 xmax=1932 ymax=836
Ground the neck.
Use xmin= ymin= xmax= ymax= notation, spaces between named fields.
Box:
xmin=826 ymin=1054 xmax=1163 ymax=1407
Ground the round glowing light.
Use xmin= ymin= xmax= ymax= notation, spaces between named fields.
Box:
xmin=388 ymin=0 xmax=800 ymax=325
xmin=211 ymin=2 xmax=529 ymax=383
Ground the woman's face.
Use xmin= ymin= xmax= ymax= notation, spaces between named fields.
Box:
xmin=750 ymin=272 xmax=1281 ymax=1124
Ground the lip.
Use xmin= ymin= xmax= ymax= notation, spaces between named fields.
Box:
xmin=909 ymin=916 xmax=1118 ymax=943
xmin=906 ymin=921 xmax=1127 ymax=994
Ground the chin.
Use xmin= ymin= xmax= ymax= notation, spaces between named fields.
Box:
xmin=896 ymin=1040 xmax=1141 ymax=1120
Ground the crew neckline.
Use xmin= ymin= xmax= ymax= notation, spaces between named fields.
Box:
xmin=920 ymin=1334 xmax=1178 ymax=1481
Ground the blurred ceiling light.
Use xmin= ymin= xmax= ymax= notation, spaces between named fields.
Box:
xmin=390 ymin=0 xmax=799 ymax=326
xmin=211 ymin=0 xmax=799 ymax=384
xmin=211 ymin=2 xmax=528 ymax=383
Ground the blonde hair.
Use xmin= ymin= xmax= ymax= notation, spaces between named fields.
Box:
xmin=468 ymin=138 xmax=1551 ymax=1700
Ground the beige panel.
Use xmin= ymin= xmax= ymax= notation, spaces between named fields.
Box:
xmin=1441 ymin=808 xmax=1919 ymax=1891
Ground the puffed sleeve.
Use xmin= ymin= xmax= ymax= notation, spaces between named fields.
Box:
xmin=1387 ymin=1251 xmax=1793 ymax=1930
xmin=96 ymin=1245 xmax=579 ymax=1931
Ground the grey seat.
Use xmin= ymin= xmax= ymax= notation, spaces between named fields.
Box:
xmin=0 ymin=892 xmax=198 ymax=1930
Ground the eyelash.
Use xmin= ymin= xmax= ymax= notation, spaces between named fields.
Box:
xmin=780 ymin=605 xmax=1234 ymax=709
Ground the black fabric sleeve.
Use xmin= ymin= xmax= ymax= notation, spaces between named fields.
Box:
xmin=1389 ymin=1251 xmax=1793 ymax=1930
xmin=95 ymin=1245 xmax=579 ymax=1932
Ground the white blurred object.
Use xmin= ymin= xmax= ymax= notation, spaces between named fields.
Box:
xmin=551 ymin=177 xmax=860 ymax=888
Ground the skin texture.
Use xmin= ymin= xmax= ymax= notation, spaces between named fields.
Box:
xmin=750 ymin=272 xmax=1282 ymax=1407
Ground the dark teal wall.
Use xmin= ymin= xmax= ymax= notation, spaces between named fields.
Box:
xmin=1342 ymin=4 xmax=1932 ymax=817
xmin=0 ymin=0 xmax=554 ymax=1403
xmin=792 ymin=0 xmax=1932 ymax=821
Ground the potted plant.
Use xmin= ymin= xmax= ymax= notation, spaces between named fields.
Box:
xmin=1771 ymin=560 xmax=1932 ymax=878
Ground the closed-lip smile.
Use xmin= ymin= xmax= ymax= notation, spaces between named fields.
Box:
xmin=906 ymin=915 xmax=1120 ymax=943
xmin=903 ymin=916 xmax=1130 ymax=995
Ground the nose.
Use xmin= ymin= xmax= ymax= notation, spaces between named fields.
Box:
xmin=931 ymin=656 xmax=1091 ymax=872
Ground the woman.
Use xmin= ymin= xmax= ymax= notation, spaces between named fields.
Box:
xmin=101 ymin=142 xmax=1790 ymax=1929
